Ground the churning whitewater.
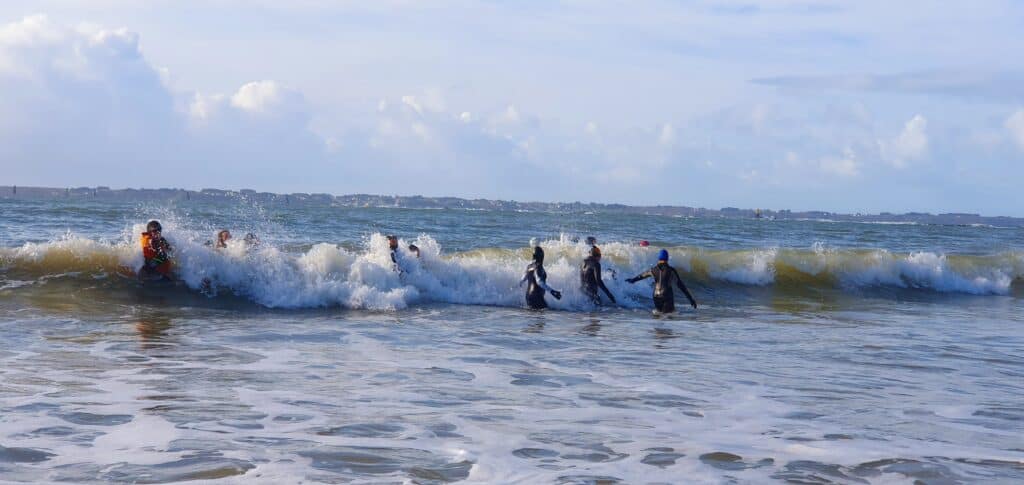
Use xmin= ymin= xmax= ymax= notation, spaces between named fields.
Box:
xmin=2 ymin=227 xmax=1022 ymax=310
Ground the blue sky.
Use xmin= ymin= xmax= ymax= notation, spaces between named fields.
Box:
xmin=1 ymin=1 xmax=1023 ymax=215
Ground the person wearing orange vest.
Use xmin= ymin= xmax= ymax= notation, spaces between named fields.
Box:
xmin=139 ymin=220 xmax=173 ymax=280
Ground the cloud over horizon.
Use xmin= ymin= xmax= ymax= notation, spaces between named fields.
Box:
xmin=1 ymin=3 xmax=1023 ymax=216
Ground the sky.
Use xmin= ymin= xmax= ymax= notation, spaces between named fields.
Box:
xmin=1 ymin=1 xmax=1023 ymax=216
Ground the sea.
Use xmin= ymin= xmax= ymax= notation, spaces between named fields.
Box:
xmin=1 ymin=197 xmax=1022 ymax=484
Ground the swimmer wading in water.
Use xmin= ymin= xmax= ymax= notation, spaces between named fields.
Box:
xmin=626 ymin=249 xmax=697 ymax=312
xmin=520 ymin=246 xmax=562 ymax=309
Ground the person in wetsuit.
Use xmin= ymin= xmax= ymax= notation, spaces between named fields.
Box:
xmin=520 ymin=246 xmax=562 ymax=309
xmin=139 ymin=220 xmax=173 ymax=280
xmin=387 ymin=235 xmax=400 ymax=266
xmin=626 ymin=249 xmax=697 ymax=312
xmin=580 ymin=246 xmax=616 ymax=305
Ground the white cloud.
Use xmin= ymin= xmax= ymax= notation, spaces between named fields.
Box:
xmin=819 ymin=147 xmax=859 ymax=177
xmin=232 ymin=81 xmax=289 ymax=113
xmin=0 ymin=15 xmax=324 ymax=190
xmin=774 ymin=149 xmax=859 ymax=179
xmin=658 ymin=123 xmax=676 ymax=146
xmin=1006 ymin=109 xmax=1024 ymax=152
xmin=2 ymin=6 xmax=1023 ymax=212
xmin=880 ymin=114 xmax=928 ymax=168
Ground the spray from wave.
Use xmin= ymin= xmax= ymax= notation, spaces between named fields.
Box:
xmin=1 ymin=223 xmax=1021 ymax=310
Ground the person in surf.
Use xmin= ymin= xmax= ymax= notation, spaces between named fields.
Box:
xmin=206 ymin=229 xmax=232 ymax=248
xmin=139 ymin=220 xmax=173 ymax=281
xmin=626 ymin=249 xmax=697 ymax=312
xmin=520 ymin=246 xmax=562 ymax=309
xmin=243 ymin=233 xmax=260 ymax=247
xmin=580 ymin=245 xmax=616 ymax=305
xmin=386 ymin=235 xmax=403 ymax=273
xmin=216 ymin=230 xmax=231 ymax=249
xmin=408 ymin=244 xmax=421 ymax=258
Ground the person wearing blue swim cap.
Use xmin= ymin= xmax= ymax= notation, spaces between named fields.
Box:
xmin=626 ymin=249 xmax=697 ymax=312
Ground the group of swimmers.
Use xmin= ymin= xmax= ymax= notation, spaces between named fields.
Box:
xmin=518 ymin=238 xmax=697 ymax=312
xmin=138 ymin=220 xmax=698 ymax=313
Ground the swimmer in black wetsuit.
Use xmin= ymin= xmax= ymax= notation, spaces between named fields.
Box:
xmin=520 ymin=246 xmax=562 ymax=309
xmin=386 ymin=235 xmax=403 ymax=272
xmin=580 ymin=246 xmax=616 ymax=305
xmin=626 ymin=249 xmax=697 ymax=313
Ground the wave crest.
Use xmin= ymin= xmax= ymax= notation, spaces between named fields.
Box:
xmin=2 ymin=233 xmax=1021 ymax=310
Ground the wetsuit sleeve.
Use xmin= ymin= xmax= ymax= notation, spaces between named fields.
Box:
xmin=673 ymin=268 xmax=697 ymax=308
xmin=535 ymin=266 xmax=556 ymax=292
xmin=626 ymin=269 xmax=653 ymax=284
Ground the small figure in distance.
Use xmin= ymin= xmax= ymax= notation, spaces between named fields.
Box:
xmin=408 ymin=244 xmax=421 ymax=258
xmin=639 ymin=240 xmax=650 ymax=247
xmin=216 ymin=230 xmax=231 ymax=249
xmin=626 ymin=249 xmax=697 ymax=312
xmin=139 ymin=220 xmax=173 ymax=281
xmin=580 ymin=245 xmax=615 ymax=306
xmin=520 ymin=246 xmax=562 ymax=309
xmin=243 ymin=233 xmax=260 ymax=247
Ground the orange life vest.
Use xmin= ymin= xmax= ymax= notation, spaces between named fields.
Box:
xmin=141 ymin=233 xmax=157 ymax=260
xmin=140 ymin=233 xmax=169 ymax=263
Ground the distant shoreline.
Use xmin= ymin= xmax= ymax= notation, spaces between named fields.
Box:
xmin=3 ymin=185 xmax=1022 ymax=227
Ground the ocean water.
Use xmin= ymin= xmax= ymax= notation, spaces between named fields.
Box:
xmin=1 ymin=197 xmax=1022 ymax=484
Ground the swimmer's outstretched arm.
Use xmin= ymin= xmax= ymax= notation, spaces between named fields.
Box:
xmin=536 ymin=268 xmax=562 ymax=300
xmin=625 ymin=269 xmax=653 ymax=284
xmin=673 ymin=268 xmax=697 ymax=309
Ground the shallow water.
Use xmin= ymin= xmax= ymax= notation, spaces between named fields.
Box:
xmin=1 ymin=198 xmax=1023 ymax=483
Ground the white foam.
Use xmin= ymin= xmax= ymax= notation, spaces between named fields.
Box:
xmin=2 ymin=228 xmax=1021 ymax=309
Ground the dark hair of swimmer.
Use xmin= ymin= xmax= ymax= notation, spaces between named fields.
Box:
xmin=533 ymin=246 xmax=544 ymax=263
xmin=387 ymin=235 xmax=399 ymax=250
xmin=585 ymin=236 xmax=597 ymax=246
xmin=146 ymin=220 xmax=162 ymax=232
xmin=408 ymin=244 xmax=420 ymax=257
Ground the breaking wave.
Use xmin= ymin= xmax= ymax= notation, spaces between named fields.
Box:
xmin=1 ymin=227 xmax=1022 ymax=310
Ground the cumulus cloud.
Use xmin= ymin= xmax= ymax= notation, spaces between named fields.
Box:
xmin=879 ymin=114 xmax=928 ymax=168
xmin=3 ymin=8 xmax=1023 ymax=212
xmin=1007 ymin=109 xmax=1024 ymax=152
xmin=0 ymin=15 xmax=325 ymax=190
